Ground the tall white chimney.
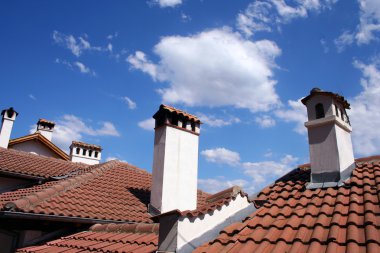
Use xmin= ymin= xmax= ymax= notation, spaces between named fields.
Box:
xmin=302 ymin=88 xmax=355 ymax=188
xmin=69 ymin=141 xmax=102 ymax=165
xmin=0 ymin=107 xmax=18 ymax=148
xmin=36 ymin=119 xmax=55 ymax=141
xmin=150 ymin=104 xmax=201 ymax=214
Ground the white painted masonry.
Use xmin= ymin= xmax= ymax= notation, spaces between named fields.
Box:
xmin=69 ymin=142 xmax=101 ymax=165
xmin=0 ymin=108 xmax=17 ymax=148
xmin=177 ymin=195 xmax=255 ymax=253
xmin=151 ymin=125 xmax=199 ymax=213
xmin=303 ymin=89 xmax=355 ymax=186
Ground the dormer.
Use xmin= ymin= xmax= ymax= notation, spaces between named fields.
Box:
xmin=302 ymin=88 xmax=355 ymax=188
xmin=69 ymin=141 xmax=102 ymax=165
xmin=36 ymin=119 xmax=55 ymax=141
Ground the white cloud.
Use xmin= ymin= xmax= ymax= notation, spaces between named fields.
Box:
xmin=153 ymin=0 xmax=182 ymax=8
xmin=201 ymin=146 xmax=298 ymax=193
xmin=106 ymin=156 xmax=127 ymax=163
xmin=52 ymin=31 xmax=109 ymax=57
xmin=127 ymin=51 xmax=158 ymax=80
xmin=73 ymin=61 xmax=96 ymax=76
xmin=55 ymin=58 xmax=96 ymax=76
xmin=28 ymin=94 xmax=36 ymax=100
xmin=128 ymin=28 xmax=281 ymax=113
xmin=350 ymin=59 xmax=380 ymax=155
xmin=181 ymin=12 xmax=191 ymax=22
xmin=198 ymin=113 xmax=240 ymax=127
xmin=356 ymin=0 xmax=380 ymax=44
xmin=334 ymin=31 xmax=354 ymax=53
xmin=198 ymin=177 xmax=250 ymax=194
xmin=275 ymin=98 xmax=307 ymax=134
xmin=201 ymin=148 xmax=241 ymax=166
xmin=138 ymin=118 xmax=155 ymax=131
xmin=320 ymin=38 xmax=329 ymax=53
xmin=255 ymin=115 xmax=276 ymax=128
xmin=30 ymin=115 xmax=120 ymax=150
xmin=123 ymin=96 xmax=137 ymax=109
xmin=237 ymin=0 xmax=337 ymax=37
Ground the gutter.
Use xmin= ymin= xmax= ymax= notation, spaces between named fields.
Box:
xmin=0 ymin=211 xmax=144 ymax=224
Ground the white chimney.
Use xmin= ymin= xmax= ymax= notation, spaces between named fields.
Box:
xmin=0 ymin=107 xmax=18 ymax=148
xmin=69 ymin=141 xmax=102 ymax=165
xmin=302 ymin=88 xmax=355 ymax=188
xmin=150 ymin=104 xmax=201 ymax=214
xmin=36 ymin=119 xmax=55 ymax=141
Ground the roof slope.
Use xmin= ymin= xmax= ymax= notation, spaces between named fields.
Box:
xmin=1 ymin=156 xmax=210 ymax=223
xmin=195 ymin=161 xmax=380 ymax=253
xmin=17 ymin=223 xmax=159 ymax=253
xmin=0 ymin=147 xmax=88 ymax=178
xmin=8 ymin=133 xmax=70 ymax=160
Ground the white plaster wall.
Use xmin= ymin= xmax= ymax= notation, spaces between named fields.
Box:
xmin=71 ymin=155 xmax=100 ymax=165
xmin=11 ymin=141 xmax=61 ymax=159
xmin=335 ymin=124 xmax=355 ymax=172
xmin=151 ymin=125 xmax=199 ymax=213
xmin=306 ymin=95 xmax=334 ymax=121
xmin=177 ymin=195 xmax=256 ymax=253
xmin=0 ymin=119 xmax=14 ymax=148
xmin=37 ymin=130 xmax=53 ymax=141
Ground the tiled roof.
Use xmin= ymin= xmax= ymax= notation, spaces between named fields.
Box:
xmin=17 ymin=223 xmax=159 ymax=253
xmin=70 ymin=141 xmax=102 ymax=151
xmin=0 ymin=147 xmax=86 ymax=178
xmin=0 ymin=156 xmax=210 ymax=223
xmin=301 ymin=87 xmax=350 ymax=109
xmin=158 ymin=104 xmax=201 ymax=123
xmin=195 ymin=161 xmax=380 ymax=253
xmin=8 ymin=133 xmax=70 ymax=160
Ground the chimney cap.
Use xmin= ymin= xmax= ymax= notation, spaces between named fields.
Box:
xmin=1 ymin=107 xmax=18 ymax=118
xmin=301 ymin=88 xmax=350 ymax=109
xmin=153 ymin=104 xmax=201 ymax=123
xmin=37 ymin=118 xmax=55 ymax=128
xmin=70 ymin=141 xmax=102 ymax=151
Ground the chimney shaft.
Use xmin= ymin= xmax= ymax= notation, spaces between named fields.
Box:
xmin=150 ymin=105 xmax=201 ymax=213
xmin=0 ymin=107 xmax=18 ymax=148
xmin=36 ymin=119 xmax=55 ymax=141
xmin=302 ymin=88 xmax=355 ymax=188
xmin=69 ymin=141 xmax=102 ymax=165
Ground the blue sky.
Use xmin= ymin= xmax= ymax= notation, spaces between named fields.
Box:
xmin=1 ymin=0 xmax=380 ymax=194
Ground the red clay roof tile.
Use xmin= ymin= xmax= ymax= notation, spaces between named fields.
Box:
xmin=195 ymin=161 xmax=380 ymax=253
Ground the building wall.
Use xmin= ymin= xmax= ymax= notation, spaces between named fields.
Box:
xmin=10 ymin=141 xmax=62 ymax=159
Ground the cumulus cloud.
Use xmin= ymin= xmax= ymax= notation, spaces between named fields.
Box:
xmin=152 ymin=0 xmax=182 ymax=8
xmin=198 ymin=177 xmax=250 ymax=194
xmin=30 ymin=115 xmax=120 ymax=150
xmin=201 ymin=146 xmax=299 ymax=193
xmin=198 ymin=113 xmax=240 ymax=127
xmin=128 ymin=28 xmax=281 ymax=113
xmin=138 ymin=118 xmax=155 ymax=131
xmin=356 ymin=0 xmax=380 ymax=44
xmin=255 ymin=115 xmax=276 ymax=128
xmin=52 ymin=31 xmax=110 ymax=57
xmin=201 ymin=148 xmax=241 ymax=166
xmin=55 ymin=58 xmax=96 ymax=76
xmin=123 ymin=96 xmax=137 ymax=109
xmin=350 ymin=59 xmax=380 ymax=155
xmin=237 ymin=0 xmax=337 ymax=37
xmin=334 ymin=31 xmax=355 ymax=53
xmin=275 ymin=98 xmax=307 ymax=134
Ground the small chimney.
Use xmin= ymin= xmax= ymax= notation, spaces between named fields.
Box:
xmin=0 ymin=107 xmax=18 ymax=148
xmin=69 ymin=141 xmax=102 ymax=165
xmin=302 ymin=88 xmax=355 ymax=188
xmin=36 ymin=119 xmax=55 ymax=141
xmin=150 ymin=104 xmax=201 ymax=214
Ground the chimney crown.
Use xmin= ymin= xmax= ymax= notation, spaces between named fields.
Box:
xmin=1 ymin=107 xmax=18 ymax=120
xmin=153 ymin=104 xmax=201 ymax=134
xmin=69 ymin=141 xmax=102 ymax=165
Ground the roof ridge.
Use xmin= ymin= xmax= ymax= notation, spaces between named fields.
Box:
xmin=4 ymin=161 xmax=118 ymax=212
xmin=90 ymin=223 xmax=159 ymax=234
xmin=0 ymin=146 xmax=80 ymax=166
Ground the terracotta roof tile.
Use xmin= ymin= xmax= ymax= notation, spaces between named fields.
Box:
xmin=1 ymin=154 xmax=210 ymax=223
xmin=17 ymin=223 xmax=159 ymax=253
xmin=195 ymin=161 xmax=380 ymax=253
xmin=160 ymin=104 xmax=201 ymax=123
xmin=0 ymin=147 xmax=87 ymax=178
xmin=70 ymin=141 xmax=102 ymax=151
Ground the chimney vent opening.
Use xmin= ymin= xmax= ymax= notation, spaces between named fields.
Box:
xmin=315 ymin=103 xmax=325 ymax=119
